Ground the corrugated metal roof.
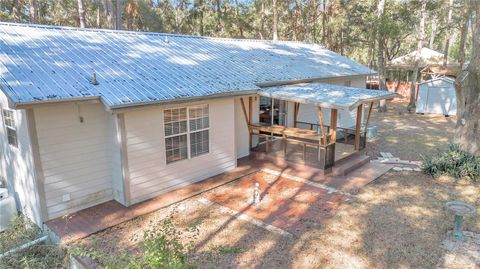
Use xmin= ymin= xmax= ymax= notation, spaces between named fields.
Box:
xmin=419 ymin=76 xmax=455 ymax=85
xmin=0 ymin=23 xmax=373 ymax=109
xmin=259 ymin=83 xmax=398 ymax=110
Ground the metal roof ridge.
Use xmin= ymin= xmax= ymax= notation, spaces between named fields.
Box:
xmin=0 ymin=22 xmax=325 ymax=47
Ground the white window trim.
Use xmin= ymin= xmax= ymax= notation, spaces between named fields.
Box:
xmin=2 ymin=108 xmax=18 ymax=148
xmin=163 ymin=104 xmax=210 ymax=164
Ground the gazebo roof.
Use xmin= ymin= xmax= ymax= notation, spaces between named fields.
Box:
xmin=259 ymin=83 xmax=398 ymax=110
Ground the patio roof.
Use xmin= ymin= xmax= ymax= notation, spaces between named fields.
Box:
xmin=258 ymin=83 xmax=398 ymax=110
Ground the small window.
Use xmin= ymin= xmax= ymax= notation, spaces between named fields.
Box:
xmin=164 ymin=105 xmax=209 ymax=164
xmin=344 ymin=81 xmax=352 ymax=87
xmin=2 ymin=109 xmax=17 ymax=147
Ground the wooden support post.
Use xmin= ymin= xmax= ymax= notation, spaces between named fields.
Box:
xmin=364 ymin=102 xmax=374 ymax=133
xmin=303 ymin=143 xmax=307 ymax=163
xmin=354 ymin=104 xmax=363 ymax=150
xmin=240 ymin=97 xmax=251 ymax=150
xmin=240 ymin=97 xmax=249 ymax=127
xmin=330 ymin=109 xmax=338 ymax=143
xmin=293 ymin=102 xmax=300 ymax=128
xmin=316 ymin=106 xmax=327 ymax=146
xmin=248 ymin=96 xmax=253 ymax=150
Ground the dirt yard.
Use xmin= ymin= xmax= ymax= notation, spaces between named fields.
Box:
xmin=74 ymin=99 xmax=480 ymax=269
xmin=365 ymin=99 xmax=456 ymax=161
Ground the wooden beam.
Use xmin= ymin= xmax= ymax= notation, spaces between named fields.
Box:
xmin=239 ymin=97 xmax=249 ymax=126
xmin=330 ymin=108 xmax=338 ymax=143
xmin=316 ymin=106 xmax=327 ymax=146
xmin=293 ymin=102 xmax=300 ymax=128
xmin=364 ymin=102 xmax=374 ymax=132
xmin=354 ymin=104 xmax=363 ymax=150
xmin=248 ymin=97 xmax=253 ymax=125
xmin=248 ymin=96 xmax=253 ymax=150
xmin=240 ymin=97 xmax=252 ymax=150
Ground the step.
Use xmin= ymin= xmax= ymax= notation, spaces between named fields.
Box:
xmin=331 ymin=153 xmax=371 ymax=176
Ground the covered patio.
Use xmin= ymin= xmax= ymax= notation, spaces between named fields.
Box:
xmin=239 ymin=83 xmax=397 ymax=170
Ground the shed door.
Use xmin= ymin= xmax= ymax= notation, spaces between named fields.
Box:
xmin=416 ymin=86 xmax=428 ymax=113
xmin=426 ymin=87 xmax=456 ymax=116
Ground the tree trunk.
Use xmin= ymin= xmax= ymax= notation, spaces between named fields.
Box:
xmin=96 ymin=0 xmax=101 ymax=28
xmin=126 ymin=0 xmax=133 ymax=30
xmin=215 ymin=0 xmax=223 ymax=34
xmin=29 ymin=0 xmax=38 ymax=23
xmin=458 ymin=1 xmax=471 ymax=68
xmin=77 ymin=0 xmax=87 ymax=28
xmin=454 ymin=1 xmax=480 ymax=156
xmin=443 ymin=0 xmax=454 ymax=66
xmin=116 ymin=0 xmax=122 ymax=30
xmin=377 ymin=0 xmax=387 ymax=112
xmin=260 ymin=1 xmax=266 ymax=39
xmin=12 ymin=0 xmax=20 ymax=22
xmin=429 ymin=14 xmax=437 ymax=48
xmin=322 ymin=0 xmax=327 ymax=46
xmin=272 ymin=0 xmax=278 ymax=40
xmin=105 ymin=0 xmax=114 ymax=29
xmin=408 ymin=0 xmax=427 ymax=111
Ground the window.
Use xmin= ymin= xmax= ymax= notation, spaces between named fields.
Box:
xmin=2 ymin=109 xmax=17 ymax=147
xmin=164 ymin=105 xmax=209 ymax=164
xmin=189 ymin=105 xmax=209 ymax=157
xmin=164 ymin=108 xmax=188 ymax=163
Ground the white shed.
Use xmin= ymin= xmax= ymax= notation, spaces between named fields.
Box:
xmin=416 ymin=77 xmax=457 ymax=116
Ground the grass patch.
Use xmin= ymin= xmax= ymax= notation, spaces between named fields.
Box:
xmin=0 ymin=215 xmax=41 ymax=253
xmin=210 ymin=245 xmax=246 ymax=254
xmin=422 ymin=144 xmax=480 ymax=181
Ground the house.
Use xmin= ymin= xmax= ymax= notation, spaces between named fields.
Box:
xmin=416 ymin=77 xmax=457 ymax=116
xmin=0 ymin=23 xmax=396 ymax=227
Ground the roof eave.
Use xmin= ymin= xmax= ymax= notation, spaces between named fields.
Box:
xmin=108 ymin=89 xmax=259 ymax=112
xmin=256 ymin=73 xmax=374 ymax=88
xmin=14 ymin=96 xmax=102 ymax=109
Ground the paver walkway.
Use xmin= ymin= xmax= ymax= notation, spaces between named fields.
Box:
xmin=205 ymin=170 xmax=348 ymax=233
xmin=46 ymin=154 xmax=392 ymax=243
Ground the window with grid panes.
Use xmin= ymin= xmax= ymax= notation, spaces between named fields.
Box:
xmin=164 ymin=108 xmax=188 ymax=163
xmin=163 ymin=105 xmax=209 ymax=164
xmin=189 ymin=105 xmax=209 ymax=157
xmin=2 ymin=109 xmax=17 ymax=147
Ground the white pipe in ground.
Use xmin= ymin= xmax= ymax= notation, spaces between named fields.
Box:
xmin=0 ymin=235 xmax=48 ymax=260
xmin=253 ymin=182 xmax=260 ymax=205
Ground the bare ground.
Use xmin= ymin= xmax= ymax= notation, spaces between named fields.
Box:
xmin=74 ymin=99 xmax=480 ymax=269
xmin=365 ymin=99 xmax=456 ymax=161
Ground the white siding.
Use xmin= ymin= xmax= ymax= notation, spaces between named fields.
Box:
xmin=125 ymin=98 xmax=236 ymax=204
xmin=235 ymin=96 xmax=259 ymax=159
xmin=33 ymin=103 xmax=115 ymax=220
xmin=0 ymin=91 xmax=42 ymax=226
xmin=296 ymin=76 xmax=367 ymax=128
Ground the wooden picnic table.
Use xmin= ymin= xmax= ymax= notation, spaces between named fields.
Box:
xmin=248 ymin=123 xmax=332 ymax=145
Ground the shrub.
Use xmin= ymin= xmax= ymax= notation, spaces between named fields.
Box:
xmin=71 ymin=215 xmax=198 ymax=269
xmin=422 ymin=144 xmax=480 ymax=181
xmin=128 ymin=216 xmax=198 ymax=269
